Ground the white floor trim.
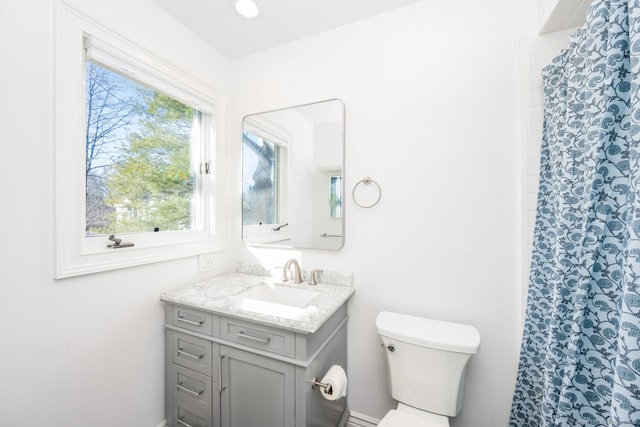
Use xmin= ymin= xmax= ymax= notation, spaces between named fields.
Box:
xmin=347 ymin=410 xmax=380 ymax=427
xmin=158 ymin=413 xmax=379 ymax=427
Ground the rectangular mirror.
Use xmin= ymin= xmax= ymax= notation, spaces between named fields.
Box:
xmin=242 ymin=99 xmax=345 ymax=250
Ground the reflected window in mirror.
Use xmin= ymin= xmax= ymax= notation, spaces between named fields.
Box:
xmin=330 ymin=176 xmax=343 ymax=218
xmin=241 ymin=119 xmax=290 ymax=244
xmin=242 ymin=132 xmax=279 ymax=225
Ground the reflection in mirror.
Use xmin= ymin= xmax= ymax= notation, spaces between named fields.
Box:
xmin=242 ymin=99 xmax=345 ymax=250
xmin=242 ymin=133 xmax=285 ymax=227
xmin=330 ymin=176 xmax=343 ymax=218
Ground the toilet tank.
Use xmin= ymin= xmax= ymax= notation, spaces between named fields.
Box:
xmin=376 ymin=311 xmax=481 ymax=417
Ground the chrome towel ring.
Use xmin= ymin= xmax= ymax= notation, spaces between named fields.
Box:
xmin=352 ymin=177 xmax=381 ymax=208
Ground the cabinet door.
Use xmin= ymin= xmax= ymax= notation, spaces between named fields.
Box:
xmin=219 ymin=345 xmax=295 ymax=427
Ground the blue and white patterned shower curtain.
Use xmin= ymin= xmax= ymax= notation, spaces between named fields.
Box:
xmin=510 ymin=1 xmax=640 ymax=426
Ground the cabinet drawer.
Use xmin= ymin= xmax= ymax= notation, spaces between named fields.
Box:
xmin=220 ymin=317 xmax=295 ymax=358
xmin=169 ymin=330 xmax=213 ymax=376
xmin=172 ymin=396 xmax=212 ymax=427
xmin=173 ymin=306 xmax=216 ymax=336
xmin=169 ymin=363 xmax=213 ymax=411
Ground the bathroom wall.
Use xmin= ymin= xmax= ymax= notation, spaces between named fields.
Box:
xmin=0 ymin=0 xmax=540 ymax=426
xmin=230 ymin=1 xmax=536 ymax=426
xmin=0 ymin=1 xmax=234 ymax=426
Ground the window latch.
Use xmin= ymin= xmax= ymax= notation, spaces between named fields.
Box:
xmin=200 ymin=162 xmax=211 ymax=175
xmin=107 ymin=234 xmax=135 ymax=249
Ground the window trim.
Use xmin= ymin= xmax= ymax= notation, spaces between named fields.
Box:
xmin=54 ymin=2 xmax=226 ymax=278
xmin=241 ymin=116 xmax=291 ymax=243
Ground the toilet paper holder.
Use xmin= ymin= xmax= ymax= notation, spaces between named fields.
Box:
xmin=311 ymin=377 xmax=333 ymax=394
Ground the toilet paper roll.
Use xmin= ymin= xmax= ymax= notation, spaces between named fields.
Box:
xmin=320 ymin=365 xmax=347 ymax=401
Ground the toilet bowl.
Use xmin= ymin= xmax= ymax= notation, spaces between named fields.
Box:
xmin=376 ymin=311 xmax=481 ymax=427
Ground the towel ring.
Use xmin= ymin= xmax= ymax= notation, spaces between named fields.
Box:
xmin=352 ymin=177 xmax=381 ymax=208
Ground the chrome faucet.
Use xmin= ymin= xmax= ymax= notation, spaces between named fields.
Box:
xmin=282 ymin=259 xmax=303 ymax=284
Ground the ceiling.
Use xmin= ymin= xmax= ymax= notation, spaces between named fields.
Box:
xmin=152 ymin=0 xmax=424 ymax=59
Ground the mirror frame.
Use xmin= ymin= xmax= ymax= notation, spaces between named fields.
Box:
xmin=241 ymin=99 xmax=345 ymax=251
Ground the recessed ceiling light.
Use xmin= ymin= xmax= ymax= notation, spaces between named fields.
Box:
xmin=235 ymin=0 xmax=259 ymax=18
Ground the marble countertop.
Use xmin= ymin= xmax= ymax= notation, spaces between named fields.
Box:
xmin=160 ymin=273 xmax=354 ymax=333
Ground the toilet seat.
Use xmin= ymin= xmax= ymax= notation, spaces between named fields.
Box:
xmin=377 ymin=410 xmax=449 ymax=427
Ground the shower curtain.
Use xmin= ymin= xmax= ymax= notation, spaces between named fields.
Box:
xmin=510 ymin=1 xmax=640 ymax=426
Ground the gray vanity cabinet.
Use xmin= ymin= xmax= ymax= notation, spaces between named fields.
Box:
xmin=220 ymin=346 xmax=295 ymax=427
xmin=164 ymin=303 xmax=349 ymax=427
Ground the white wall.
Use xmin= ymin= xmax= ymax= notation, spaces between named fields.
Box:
xmin=1 ymin=0 xmax=540 ymax=426
xmin=231 ymin=1 xmax=536 ymax=426
xmin=0 ymin=1 xmax=234 ymax=426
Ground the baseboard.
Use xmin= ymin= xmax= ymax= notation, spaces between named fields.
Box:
xmin=158 ymin=412 xmax=378 ymax=427
xmin=347 ymin=410 xmax=379 ymax=427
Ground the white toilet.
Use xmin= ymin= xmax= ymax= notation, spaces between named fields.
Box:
xmin=375 ymin=311 xmax=481 ymax=427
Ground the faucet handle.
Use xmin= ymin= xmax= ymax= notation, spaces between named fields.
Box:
xmin=308 ymin=269 xmax=323 ymax=285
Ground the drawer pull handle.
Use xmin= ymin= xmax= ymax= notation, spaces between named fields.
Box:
xmin=177 ymin=316 xmax=205 ymax=326
xmin=176 ymin=417 xmax=194 ymax=427
xmin=237 ymin=331 xmax=271 ymax=344
xmin=177 ymin=348 xmax=204 ymax=360
xmin=219 ymin=355 xmax=226 ymax=392
xmin=177 ymin=382 xmax=204 ymax=396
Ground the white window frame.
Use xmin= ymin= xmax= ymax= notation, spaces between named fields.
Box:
xmin=242 ymin=116 xmax=291 ymax=243
xmin=53 ymin=2 xmax=226 ymax=279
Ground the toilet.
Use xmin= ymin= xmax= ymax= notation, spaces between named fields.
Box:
xmin=375 ymin=311 xmax=481 ymax=427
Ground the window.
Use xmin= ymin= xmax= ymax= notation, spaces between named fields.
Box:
xmin=242 ymin=131 xmax=279 ymax=226
xmin=54 ymin=4 xmax=224 ymax=278
xmin=84 ymin=60 xmax=201 ymax=236
xmin=241 ymin=116 xmax=290 ymax=243
xmin=330 ymin=175 xmax=343 ymax=218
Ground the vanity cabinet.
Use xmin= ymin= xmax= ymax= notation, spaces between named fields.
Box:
xmin=220 ymin=346 xmax=295 ymax=427
xmin=164 ymin=302 xmax=349 ymax=427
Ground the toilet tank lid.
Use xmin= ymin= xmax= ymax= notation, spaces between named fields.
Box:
xmin=376 ymin=311 xmax=481 ymax=354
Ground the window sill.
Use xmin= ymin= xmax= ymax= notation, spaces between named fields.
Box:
xmin=242 ymin=225 xmax=292 ymax=245
xmin=55 ymin=234 xmax=224 ymax=279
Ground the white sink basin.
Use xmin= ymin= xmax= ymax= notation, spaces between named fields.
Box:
xmin=236 ymin=283 xmax=322 ymax=320
xmin=238 ymin=284 xmax=321 ymax=308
